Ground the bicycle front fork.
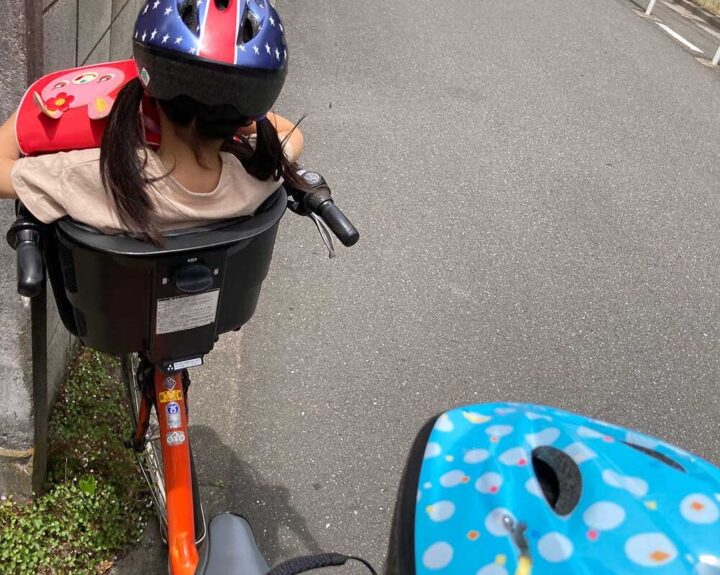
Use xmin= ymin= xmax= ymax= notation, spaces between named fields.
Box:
xmin=154 ymin=368 xmax=199 ymax=574
xmin=129 ymin=364 xmax=200 ymax=575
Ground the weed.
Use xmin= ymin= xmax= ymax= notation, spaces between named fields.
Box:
xmin=0 ymin=350 xmax=149 ymax=574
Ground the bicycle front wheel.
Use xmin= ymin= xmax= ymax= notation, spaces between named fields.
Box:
xmin=122 ymin=353 xmax=169 ymax=543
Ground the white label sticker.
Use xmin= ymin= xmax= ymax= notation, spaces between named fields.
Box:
xmin=166 ymin=402 xmax=182 ymax=430
xmin=155 ymin=290 xmax=220 ymax=335
xmin=170 ymin=358 xmax=203 ymax=371
xmin=166 ymin=431 xmax=186 ymax=446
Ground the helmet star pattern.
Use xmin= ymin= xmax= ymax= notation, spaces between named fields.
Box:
xmin=132 ymin=0 xmax=288 ymax=118
xmin=414 ymin=403 xmax=720 ymax=574
xmin=133 ymin=0 xmax=287 ymax=70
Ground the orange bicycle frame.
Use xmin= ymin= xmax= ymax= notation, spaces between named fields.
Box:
xmin=154 ymin=369 xmax=199 ymax=575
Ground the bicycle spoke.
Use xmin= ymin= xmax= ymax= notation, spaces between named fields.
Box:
xmin=122 ymin=353 xmax=168 ymax=542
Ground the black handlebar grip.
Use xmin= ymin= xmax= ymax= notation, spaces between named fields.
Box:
xmin=15 ymin=230 xmax=44 ymax=298
xmin=315 ymin=201 xmax=360 ymax=247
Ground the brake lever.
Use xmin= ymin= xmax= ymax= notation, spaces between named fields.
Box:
xmin=310 ymin=213 xmax=336 ymax=259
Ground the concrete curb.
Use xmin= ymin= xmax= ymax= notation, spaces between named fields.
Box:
xmin=679 ymin=0 xmax=720 ymax=29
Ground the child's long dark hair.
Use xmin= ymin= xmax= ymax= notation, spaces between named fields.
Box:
xmin=100 ymin=78 xmax=308 ymax=244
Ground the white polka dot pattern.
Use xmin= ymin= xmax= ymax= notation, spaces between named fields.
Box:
xmin=426 ymin=501 xmax=455 ymax=522
xmin=624 ymin=533 xmax=677 ymax=567
xmin=410 ymin=402 xmax=720 ymax=575
xmin=680 ymin=494 xmax=719 ymax=524
xmin=583 ymin=502 xmax=626 ymax=531
xmin=422 ymin=542 xmax=453 ymax=569
xmin=602 ymin=470 xmax=649 ymax=497
xmin=498 ymin=447 xmax=529 ymax=467
xmin=484 ymin=508 xmax=515 ymax=537
xmin=486 ymin=425 xmax=514 ymax=438
xmin=439 ymin=470 xmax=469 ymax=488
xmin=475 ymin=472 xmax=503 ymax=494
xmin=525 ymin=411 xmax=553 ymax=422
xmin=564 ymin=442 xmax=597 ymax=464
xmin=578 ymin=426 xmax=605 ymax=439
xmin=537 ymin=532 xmax=574 ymax=562
xmin=424 ymin=442 xmax=442 ymax=459
xmin=463 ymin=448 xmax=489 ymax=464
xmin=525 ymin=477 xmax=543 ymax=498
xmin=695 ymin=555 xmax=720 ymax=575
xmin=524 ymin=427 xmax=560 ymax=447
xmin=463 ymin=411 xmax=492 ymax=424
xmin=435 ymin=413 xmax=454 ymax=433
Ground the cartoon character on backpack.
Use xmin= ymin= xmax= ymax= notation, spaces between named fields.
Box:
xmin=15 ymin=60 xmax=142 ymax=156
xmin=32 ymin=65 xmax=128 ymax=120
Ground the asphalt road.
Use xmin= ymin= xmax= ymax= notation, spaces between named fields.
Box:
xmin=114 ymin=0 xmax=720 ymax=572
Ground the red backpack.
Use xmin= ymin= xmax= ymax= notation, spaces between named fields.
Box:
xmin=16 ymin=59 xmax=160 ymax=156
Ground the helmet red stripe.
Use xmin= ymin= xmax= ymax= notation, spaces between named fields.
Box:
xmin=199 ymin=0 xmax=241 ymax=64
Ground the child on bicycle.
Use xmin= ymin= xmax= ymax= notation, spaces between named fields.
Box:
xmin=0 ymin=0 xmax=304 ymax=245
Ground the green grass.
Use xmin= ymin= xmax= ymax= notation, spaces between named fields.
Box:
xmin=0 ymin=350 xmax=150 ymax=575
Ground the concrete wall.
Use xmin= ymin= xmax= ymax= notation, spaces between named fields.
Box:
xmin=44 ymin=0 xmax=145 ymax=73
xmin=0 ymin=0 xmax=142 ymax=497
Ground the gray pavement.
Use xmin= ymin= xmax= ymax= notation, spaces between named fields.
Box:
xmin=113 ymin=0 xmax=720 ymax=572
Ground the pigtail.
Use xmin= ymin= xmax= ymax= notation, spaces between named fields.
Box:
xmin=100 ymin=78 xmax=162 ymax=244
xmin=101 ymin=85 xmax=312 ymax=244
xmin=249 ymin=117 xmax=317 ymax=192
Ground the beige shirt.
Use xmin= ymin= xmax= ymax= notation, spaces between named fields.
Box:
xmin=11 ymin=148 xmax=281 ymax=233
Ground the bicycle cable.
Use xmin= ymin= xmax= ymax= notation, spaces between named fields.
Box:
xmin=266 ymin=552 xmax=377 ymax=575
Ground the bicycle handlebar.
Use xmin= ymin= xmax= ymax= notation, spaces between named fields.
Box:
xmin=314 ymin=200 xmax=359 ymax=247
xmin=288 ymin=171 xmax=360 ymax=248
xmin=14 ymin=230 xmax=44 ymax=298
xmin=6 ymin=206 xmax=45 ymax=298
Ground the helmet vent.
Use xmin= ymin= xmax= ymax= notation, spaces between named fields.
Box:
xmin=179 ymin=0 xmax=199 ymax=32
xmin=215 ymin=0 xmax=231 ymax=9
xmin=239 ymin=9 xmax=260 ymax=44
xmin=531 ymin=447 xmax=582 ymax=516
xmin=623 ymin=442 xmax=686 ymax=473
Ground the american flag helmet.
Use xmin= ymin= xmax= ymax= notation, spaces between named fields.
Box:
xmin=133 ymin=0 xmax=288 ymax=119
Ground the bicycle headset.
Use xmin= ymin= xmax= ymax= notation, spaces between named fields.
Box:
xmin=412 ymin=402 xmax=720 ymax=575
xmin=133 ymin=0 xmax=287 ymax=119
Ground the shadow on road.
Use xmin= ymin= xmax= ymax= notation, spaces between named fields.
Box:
xmin=190 ymin=424 xmax=324 ymax=566
xmin=112 ymin=424 xmax=323 ymax=574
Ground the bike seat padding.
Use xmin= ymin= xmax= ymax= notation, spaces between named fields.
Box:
xmin=197 ymin=513 xmax=269 ymax=575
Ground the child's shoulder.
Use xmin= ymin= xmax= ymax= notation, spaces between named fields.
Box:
xmin=19 ymin=148 xmax=101 ymax=171
xmin=219 ymin=152 xmax=282 ymax=191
